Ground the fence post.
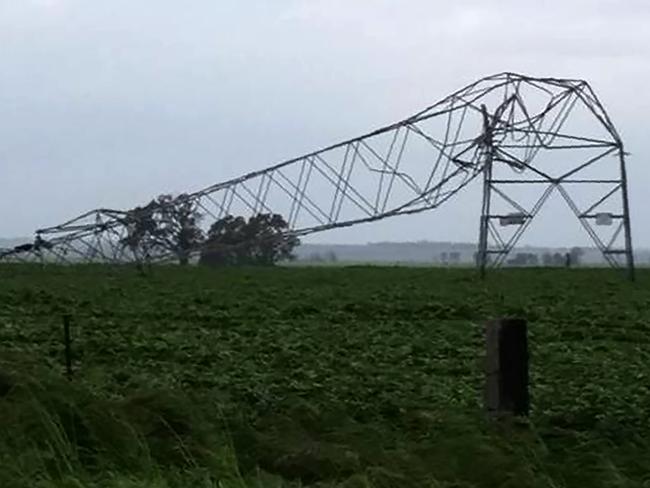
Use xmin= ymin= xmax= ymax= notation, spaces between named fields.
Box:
xmin=62 ymin=314 xmax=73 ymax=379
xmin=485 ymin=318 xmax=529 ymax=417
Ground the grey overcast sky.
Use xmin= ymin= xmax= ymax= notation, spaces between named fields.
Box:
xmin=1 ymin=0 xmax=648 ymax=246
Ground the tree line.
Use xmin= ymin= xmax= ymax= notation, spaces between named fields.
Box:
xmin=120 ymin=194 xmax=300 ymax=266
xmin=471 ymin=247 xmax=585 ymax=267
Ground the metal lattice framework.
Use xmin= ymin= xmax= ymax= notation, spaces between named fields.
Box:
xmin=1 ymin=73 xmax=635 ymax=278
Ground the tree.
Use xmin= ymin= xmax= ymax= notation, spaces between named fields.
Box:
xmin=507 ymin=252 xmax=538 ymax=267
xmin=199 ymin=213 xmax=300 ymax=266
xmin=121 ymin=193 xmax=204 ymax=265
xmin=121 ymin=200 xmax=160 ymax=261
xmin=308 ymin=252 xmax=324 ymax=263
xmin=325 ymin=250 xmax=338 ymax=263
xmin=569 ymin=246 xmax=585 ymax=267
xmin=156 ymin=194 xmax=205 ymax=265
xmin=198 ymin=215 xmax=247 ymax=266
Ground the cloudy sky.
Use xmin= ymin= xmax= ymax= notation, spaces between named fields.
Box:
xmin=1 ymin=0 xmax=648 ymax=247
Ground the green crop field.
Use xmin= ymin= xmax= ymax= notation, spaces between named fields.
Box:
xmin=1 ymin=264 xmax=649 ymax=487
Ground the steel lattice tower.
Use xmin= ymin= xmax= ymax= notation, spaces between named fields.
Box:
xmin=1 ymin=73 xmax=635 ymax=279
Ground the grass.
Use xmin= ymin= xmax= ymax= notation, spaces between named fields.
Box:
xmin=0 ymin=264 xmax=649 ymax=486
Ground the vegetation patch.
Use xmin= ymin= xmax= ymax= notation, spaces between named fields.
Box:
xmin=0 ymin=265 xmax=649 ymax=486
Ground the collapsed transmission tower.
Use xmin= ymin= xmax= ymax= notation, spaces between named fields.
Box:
xmin=1 ymin=73 xmax=635 ymax=278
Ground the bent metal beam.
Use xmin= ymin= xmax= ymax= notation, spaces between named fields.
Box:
xmin=1 ymin=73 xmax=635 ymax=279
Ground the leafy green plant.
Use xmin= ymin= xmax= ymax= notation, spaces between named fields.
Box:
xmin=0 ymin=265 xmax=649 ymax=486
